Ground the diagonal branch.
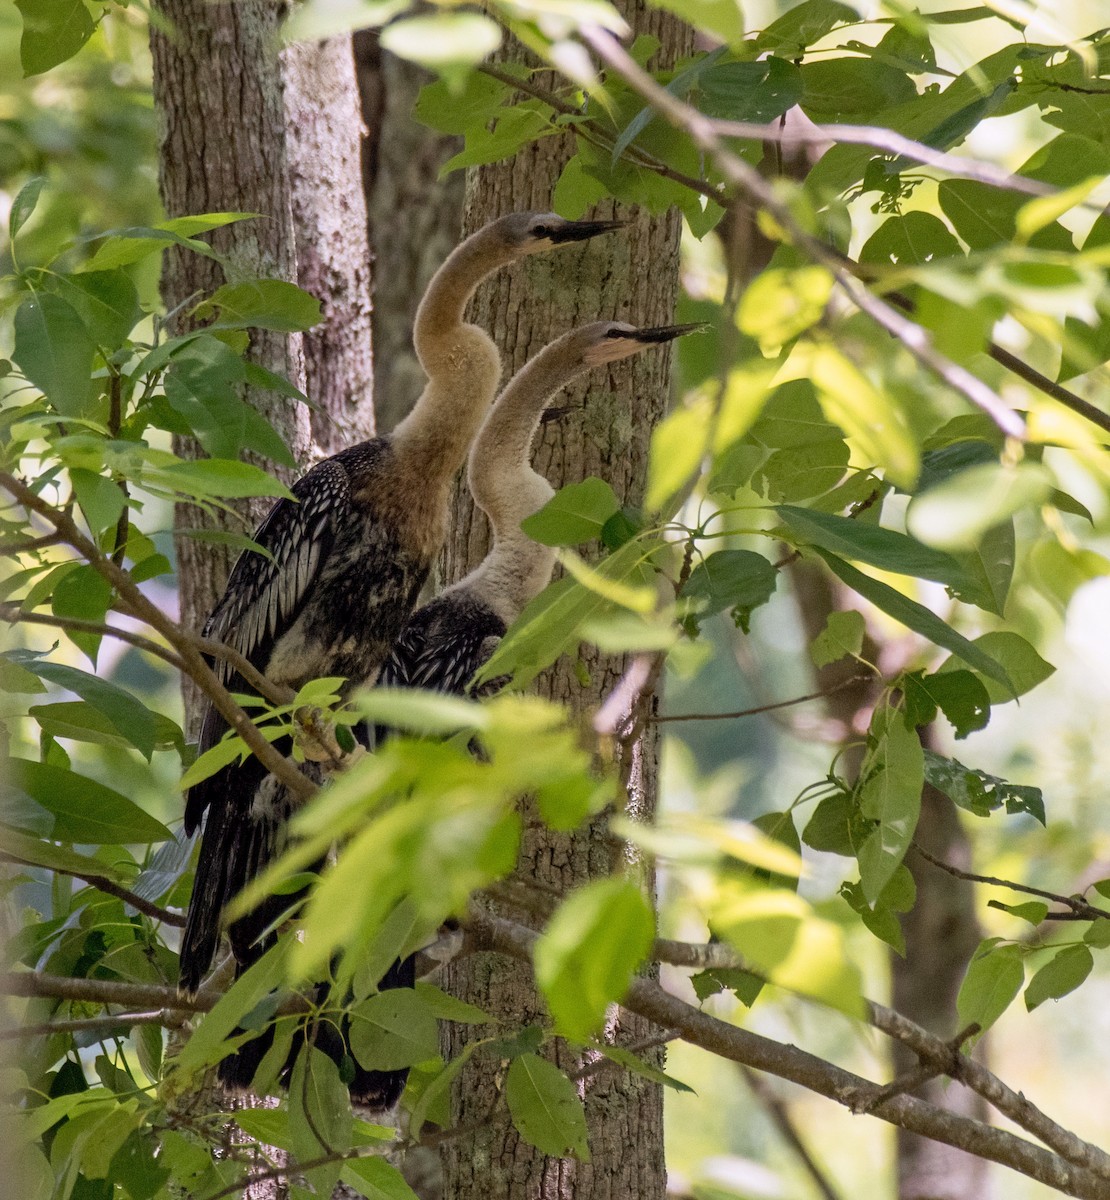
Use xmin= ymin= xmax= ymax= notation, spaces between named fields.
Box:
xmin=471 ymin=916 xmax=1110 ymax=1197
xmin=0 ymin=471 xmax=314 ymax=801
xmin=578 ymin=27 xmax=1027 ymax=441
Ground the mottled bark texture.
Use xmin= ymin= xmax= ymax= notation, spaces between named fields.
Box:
xmin=353 ymin=32 xmax=465 ymax=432
xmin=150 ymin=0 xmax=372 ymax=733
xmin=283 ymin=37 xmax=376 ymax=458
xmin=438 ymin=7 xmax=689 ymax=1197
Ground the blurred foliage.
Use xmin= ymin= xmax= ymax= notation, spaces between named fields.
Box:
xmin=4 ymin=0 xmax=1110 ymax=1196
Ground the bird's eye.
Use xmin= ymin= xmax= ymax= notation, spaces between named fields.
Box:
xmin=533 ymin=223 xmax=550 ymax=238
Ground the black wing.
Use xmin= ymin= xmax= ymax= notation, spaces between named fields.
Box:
xmin=204 ymin=457 xmax=353 ymax=684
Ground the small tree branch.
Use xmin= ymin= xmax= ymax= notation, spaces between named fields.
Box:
xmin=578 ymin=27 xmax=1026 ymax=442
xmin=0 ymin=852 xmax=186 ymax=927
xmin=652 ymin=675 xmax=872 ymax=723
xmin=911 ymin=843 xmax=1110 ymax=921
xmin=474 ymin=913 xmax=1110 ymax=1198
xmin=0 ymin=471 xmax=314 ymax=801
xmin=0 ymin=1010 xmax=176 ymax=1040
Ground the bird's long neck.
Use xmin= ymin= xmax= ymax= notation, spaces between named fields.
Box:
xmin=462 ymin=343 xmax=590 ymax=621
xmin=392 ymin=230 xmax=510 ymax=476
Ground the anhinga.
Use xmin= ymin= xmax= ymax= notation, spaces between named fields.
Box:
xmin=380 ymin=320 xmax=698 ymax=697
xmin=179 ymin=214 xmax=621 ymax=997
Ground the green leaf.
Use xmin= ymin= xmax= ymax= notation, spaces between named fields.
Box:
xmin=9 ymin=653 xmax=160 ymax=759
xmin=505 ymin=1054 xmax=590 ymax=1161
xmin=1024 ymin=945 xmax=1092 ymax=1011
xmin=737 ymin=267 xmax=833 ymax=350
xmin=6 ymin=760 xmax=172 ymax=843
xmin=801 ymin=791 xmax=856 ymax=856
xmin=591 ymin=1042 xmax=694 ymax=1093
xmin=70 ymin=469 xmax=127 ymax=537
xmin=51 ymin=271 xmax=143 ymax=349
xmin=937 ymin=631 xmax=1054 ymax=705
xmin=645 ymin=395 xmax=712 ymax=513
xmin=413 ymin=982 xmax=490 ymax=1024
xmin=231 ymin=1107 xmax=293 ymax=1150
xmin=800 ymin=58 xmax=917 ymax=121
xmin=12 ymin=294 xmax=96 ymax=416
xmin=987 ymin=899 xmax=1048 ymax=926
xmin=680 ymin=549 xmax=777 ymax=631
xmin=0 ymin=825 xmax=128 ymax=881
xmin=52 ymin=562 xmax=111 ymax=664
xmin=923 ymin=751 xmax=1045 ymax=825
xmin=860 ymin=211 xmax=962 ymax=266
xmin=750 ymin=379 xmax=842 ymax=448
xmin=149 ymin=458 xmax=294 ymax=500
xmin=414 ymin=71 xmax=506 ymax=135
xmin=757 ymin=0 xmax=858 ymax=54
xmin=698 ymin=56 xmax=803 ymax=124
xmin=347 ymin=990 xmax=441 ymax=1072
xmin=1085 ymin=919 xmax=1110 ymax=949
xmin=353 ymin=687 xmax=486 ymax=736
xmin=174 ymin=940 xmax=288 ymax=1073
xmin=15 ymin=0 xmax=95 ymax=75
xmin=957 ymin=942 xmax=1023 ymax=1038
xmin=902 ymin=669 xmax=991 ymax=739
xmin=534 ymin=878 xmax=654 ymax=1041
xmin=759 ymin=439 xmax=850 ymax=502
xmin=195 ymin=280 xmax=322 ymax=333
xmin=521 ymin=478 xmax=619 ymax=546
xmin=9 ymin=176 xmax=46 ymax=241
xmin=810 ymin=609 xmax=865 ymax=668
xmin=812 ymin=549 xmax=1014 ymax=693
xmin=907 ymin=463 xmax=1053 ymax=552
xmin=289 ymin=1045 xmax=352 ymax=1200
xmin=778 ymin=505 xmax=977 ymax=597
xmin=381 ymin=12 xmax=501 ymax=80
xmin=856 ymin=704 xmax=924 ymax=903
xmin=341 ymin=1157 xmax=419 ymax=1200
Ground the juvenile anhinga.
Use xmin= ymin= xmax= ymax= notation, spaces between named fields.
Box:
xmin=380 ymin=320 xmax=698 ymax=696
xmin=179 ymin=214 xmax=621 ymax=997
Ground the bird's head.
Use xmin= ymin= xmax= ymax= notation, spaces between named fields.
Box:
xmin=577 ymin=320 xmax=706 ymax=366
xmin=494 ymin=211 xmax=625 ymax=256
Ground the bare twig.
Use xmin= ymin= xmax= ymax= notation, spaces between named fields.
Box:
xmin=911 ymin=844 xmax=1110 ymax=922
xmin=0 ymin=472 xmax=314 ymax=801
xmin=652 ymin=936 xmax=1110 ymax=1184
xmin=0 ymin=852 xmax=186 ymax=927
xmin=858 ymin=1024 xmax=979 ymax=1115
xmin=475 ymin=913 xmax=1110 ymax=1198
xmin=739 ymin=1066 xmax=844 ymax=1200
xmin=652 ymin=674 xmax=871 ymax=723
xmin=578 ymin=27 xmax=1026 ymax=442
xmin=0 ymin=1010 xmax=174 ymax=1040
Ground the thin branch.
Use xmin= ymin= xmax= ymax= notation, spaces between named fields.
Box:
xmin=911 ymin=844 xmax=1110 ymax=922
xmin=0 ymin=1010 xmax=174 ymax=1040
xmin=652 ymin=674 xmax=871 ymax=723
xmin=0 ymin=472 xmax=315 ymax=801
xmin=0 ymin=852 xmax=186 ymax=927
xmin=1 ymin=603 xmax=188 ymax=674
xmin=709 ymin=118 xmax=1060 ymax=201
xmin=739 ymin=1066 xmax=844 ymax=1200
xmin=476 ymin=913 xmax=1110 ymax=1199
xmin=578 ymin=27 xmax=1026 ymax=442
xmin=1 ymin=530 xmax=65 ymax=554
xmin=857 ymin=1024 xmax=979 ymax=1116
xmin=653 ymin=936 xmax=1110 ymax=1184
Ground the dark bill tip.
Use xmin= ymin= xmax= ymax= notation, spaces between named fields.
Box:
xmin=548 ymin=218 xmax=626 ymax=243
xmin=609 ymin=321 xmax=710 ymax=343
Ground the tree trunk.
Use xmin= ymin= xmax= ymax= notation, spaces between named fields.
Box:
xmin=439 ymin=7 xmax=690 ymax=1197
xmin=353 ymin=32 xmax=465 ymax=432
xmin=151 ymin=9 xmax=371 ymax=1199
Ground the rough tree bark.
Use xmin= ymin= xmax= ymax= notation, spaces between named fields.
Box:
xmin=437 ymin=6 xmax=690 ymax=1197
xmin=150 ymin=8 xmax=371 ymax=1199
xmin=150 ymin=0 xmax=373 ymax=732
xmin=353 ymin=33 xmax=465 ymax=432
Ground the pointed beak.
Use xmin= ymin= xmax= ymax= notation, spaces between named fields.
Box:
xmin=615 ymin=322 xmax=709 ymax=344
xmin=547 ymin=218 xmax=626 ymax=244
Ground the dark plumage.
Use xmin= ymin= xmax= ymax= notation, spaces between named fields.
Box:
xmin=178 ymin=213 xmax=623 ymax=1100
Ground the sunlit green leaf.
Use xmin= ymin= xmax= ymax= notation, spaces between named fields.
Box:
xmin=12 ymin=294 xmax=97 ymax=417
xmin=957 ymin=941 xmax=1023 ymax=1039
xmin=1024 ymin=945 xmax=1092 ymax=1011
xmin=16 ymin=0 xmax=95 ymax=75
xmin=505 ymin=1054 xmax=590 ymax=1161
xmin=348 ymin=989 xmax=440 ymax=1072
xmin=521 ymin=478 xmax=619 ymax=546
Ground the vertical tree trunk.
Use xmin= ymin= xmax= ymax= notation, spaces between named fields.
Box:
xmin=353 ymin=32 xmax=465 ymax=432
xmin=283 ymin=36 xmax=376 ymax=458
xmin=151 ymin=10 xmax=371 ymax=1200
xmin=439 ymin=7 xmax=690 ymax=1197
xmin=151 ymin=1 xmax=373 ymax=728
